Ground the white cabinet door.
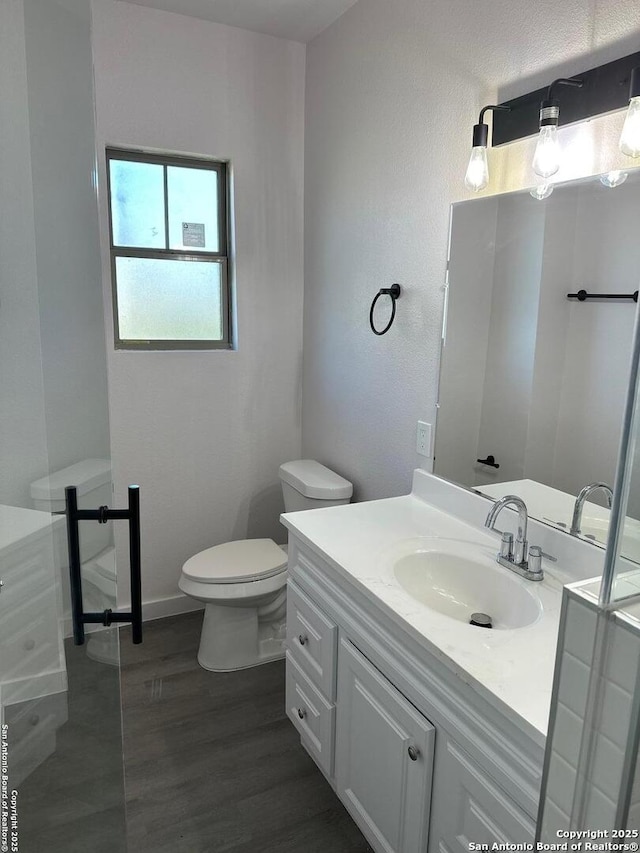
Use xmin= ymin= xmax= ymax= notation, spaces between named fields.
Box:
xmin=428 ymin=736 xmax=535 ymax=853
xmin=335 ymin=638 xmax=435 ymax=853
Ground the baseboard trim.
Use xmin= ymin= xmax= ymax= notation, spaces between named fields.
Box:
xmin=142 ymin=594 xmax=204 ymax=623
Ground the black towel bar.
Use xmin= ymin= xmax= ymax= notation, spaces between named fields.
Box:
xmin=567 ymin=289 xmax=639 ymax=303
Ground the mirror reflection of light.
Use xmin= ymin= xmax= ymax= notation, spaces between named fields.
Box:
xmin=600 ymin=170 xmax=628 ymax=188
xmin=530 ymin=183 xmax=554 ymax=200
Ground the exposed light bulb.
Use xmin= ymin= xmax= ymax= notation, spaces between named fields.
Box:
xmin=530 ymin=183 xmax=554 ymax=200
xmin=620 ymin=96 xmax=640 ymax=158
xmin=532 ymin=125 xmax=561 ymax=178
xmin=600 ymin=170 xmax=628 ymax=188
xmin=464 ymin=146 xmax=489 ymax=192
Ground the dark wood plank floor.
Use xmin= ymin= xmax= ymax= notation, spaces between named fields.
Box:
xmin=16 ymin=636 xmax=128 ymax=853
xmin=120 ymin=611 xmax=373 ymax=853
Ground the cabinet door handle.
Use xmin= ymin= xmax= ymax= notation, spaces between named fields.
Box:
xmin=297 ymin=708 xmax=306 ymax=720
xmin=407 ymin=745 xmax=420 ymax=761
xmin=298 ymin=634 xmax=307 ymax=646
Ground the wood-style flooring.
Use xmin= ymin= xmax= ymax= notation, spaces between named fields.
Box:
xmin=15 ymin=611 xmax=371 ymax=851
xmin=16 ymin=635 xmax=128 ymax=853
xmin=120 ymin=610 xmax=373 ymax=852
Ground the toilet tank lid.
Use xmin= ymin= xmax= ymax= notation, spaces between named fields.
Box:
xmin=278 ymin=460 xmax=353 ymax=500
xmin=30 ymin=459 xmax=112 ymax=501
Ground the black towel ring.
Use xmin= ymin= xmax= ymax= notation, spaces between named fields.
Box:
xmin=369 ymin=283 xmax=402 ymax=335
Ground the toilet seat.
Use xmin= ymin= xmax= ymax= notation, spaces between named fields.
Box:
xmin=181 ymin=539 xmax=287 ymax=585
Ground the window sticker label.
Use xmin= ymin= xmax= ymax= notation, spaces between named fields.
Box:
xmin=182 ymin=222 xmax=206 ymax=247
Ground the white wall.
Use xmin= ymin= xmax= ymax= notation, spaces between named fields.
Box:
xmin=91 ymin=0 xmax=305 ymax=608
xmin=301 ymin=0 xmax=640 ymax=503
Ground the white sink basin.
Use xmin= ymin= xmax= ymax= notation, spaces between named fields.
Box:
xmin=390 ymin=539 xmax=542 ymax=630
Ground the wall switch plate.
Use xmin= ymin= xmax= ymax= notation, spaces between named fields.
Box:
xmin=417 ymin=421 xmax=432 ymax=457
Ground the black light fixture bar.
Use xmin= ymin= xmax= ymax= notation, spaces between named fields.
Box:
xmin=492 ymin=51 xmax=640 ymax=146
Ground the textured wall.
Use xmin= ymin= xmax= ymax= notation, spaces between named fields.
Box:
xmin=91 ymin=0 xmax=305 ymax=608
xmin=302 ymin=0 xmax=640 ymax=502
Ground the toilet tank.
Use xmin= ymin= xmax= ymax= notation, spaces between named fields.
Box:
xmin=279 ymin=460 xmax=353 ymax=513
xmin=30 ymin=459 xmax=113 ymax=562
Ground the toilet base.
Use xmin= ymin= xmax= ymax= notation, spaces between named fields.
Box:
xmin=197 ymin=602 xmax=286 ymax=672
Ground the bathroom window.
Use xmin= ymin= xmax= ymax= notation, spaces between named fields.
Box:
xmin=106 ymin=149 xmax=231 ymax=350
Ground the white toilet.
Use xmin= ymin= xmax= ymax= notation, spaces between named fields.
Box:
xmin=30 ymin=459 xmax=119 ymax=665
xmin=179 ymin=460 xmax=353 ymax=672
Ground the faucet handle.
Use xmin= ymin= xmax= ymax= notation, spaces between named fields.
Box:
xmin=500 ymin=531 xmax=513 ymax=560
xmin=528 ymin=545 xmax=544 ymax=576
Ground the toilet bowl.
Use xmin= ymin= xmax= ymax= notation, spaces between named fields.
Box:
xmin=179 ymin=460 xmax=353 ymax=672
xmin=179 ymin=539 xmax=289 ymax=671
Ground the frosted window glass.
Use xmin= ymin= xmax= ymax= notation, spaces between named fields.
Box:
xmin=168 ymin=166 xmax=219 ymax=252
xmin=110 ymin=160 xmax=165 ymax=249
xmin=115 ymin=257 xmax=223 ymax=341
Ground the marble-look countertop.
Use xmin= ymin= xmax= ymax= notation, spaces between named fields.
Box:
xmin=282 ymin=471 xmax=607 ymax=748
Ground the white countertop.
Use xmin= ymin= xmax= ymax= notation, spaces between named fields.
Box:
xmin=282 ymin=471 xmax=607 ymax=748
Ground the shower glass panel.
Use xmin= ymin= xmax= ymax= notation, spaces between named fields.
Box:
xmin=0 ymin=1 xmax=127 ymax=850
xmin=603 ymin=303 xmax=640 ymax=603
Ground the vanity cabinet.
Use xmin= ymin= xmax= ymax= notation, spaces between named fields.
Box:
xmin=284 ymin=541 xmax=543 ymax=853
xmin=429 ymin=736 xmax=535 ymax=850
xmin=335 ymin=637 xmax=434 ymax=853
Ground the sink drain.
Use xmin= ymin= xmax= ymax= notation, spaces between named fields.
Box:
xmin=470 ymin=612 xmax=493 ymax=629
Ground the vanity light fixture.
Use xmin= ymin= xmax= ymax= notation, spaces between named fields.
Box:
xmin=600 ymin=170 xmax=628 ymax=188
xmin=620 ymin=67 xmax=640 ymax=158
xmin=464 ymin=104 xmax=510 ymax=192
xmin=492 ymin=51 xmax=640 ymax=152
xmin=532 ymin=78 xmax=583 ymax=178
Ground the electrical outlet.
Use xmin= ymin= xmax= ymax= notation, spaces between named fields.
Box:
xmin=416 ymin=421 xmax=432 ymax=457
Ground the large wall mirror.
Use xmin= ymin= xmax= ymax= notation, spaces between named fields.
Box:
xmin=435 ymin=168 xmax=640 ymax=561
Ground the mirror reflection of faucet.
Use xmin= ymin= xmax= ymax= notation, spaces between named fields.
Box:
xmin=570 ymin=482 xmax=614 ymax=537
xmin=484 ymin=495 xmax=545 ymax=581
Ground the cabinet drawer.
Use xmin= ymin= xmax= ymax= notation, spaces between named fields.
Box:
xmin=286 ymin=651 xmax=335 ymax=778
xmin=287 ymin=581 xmax=337 ymax=700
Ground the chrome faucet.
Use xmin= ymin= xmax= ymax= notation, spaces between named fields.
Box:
xmin=484 ymin=495 xmax=544 ymax=581
xmin=570 ymin=482 xmax=613 ymax=536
